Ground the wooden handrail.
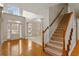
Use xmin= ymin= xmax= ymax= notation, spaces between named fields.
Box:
xmin=42 ymin=7 xmax=65 ymax=51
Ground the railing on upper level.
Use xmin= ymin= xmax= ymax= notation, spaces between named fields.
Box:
xmin=42 ymin=7 xmax=66 ymax=51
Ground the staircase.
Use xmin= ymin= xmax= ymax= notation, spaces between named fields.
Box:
xmin=44 ymin=13 xmax=73 ymax=56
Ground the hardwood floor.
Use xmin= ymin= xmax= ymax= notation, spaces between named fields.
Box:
xmin=0 ymin=39 xmax=79 ymax=56
xmin=71 ymin=40 xmax=79 ymax=56
xmin=0 ymin=39 xmax=48 ymax=56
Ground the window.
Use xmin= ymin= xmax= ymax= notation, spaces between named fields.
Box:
xmin=6 ymin=6 xmax=21 ymax=16
xmin=11 ymin=23 xmax=19 ymax=34
xmin=28 ymin=23 xmax=32 ymax=37
xmin=22 ymin=10 xmax=38 ymax=19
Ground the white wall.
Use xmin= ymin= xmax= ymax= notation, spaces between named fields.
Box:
xmin=1 ymin=13 xmax=26 ymax=43
xmin=68 ymin=4 xmax=79 ymax=16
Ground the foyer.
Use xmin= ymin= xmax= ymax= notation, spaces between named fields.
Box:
xmin=0 ymin=3 xmax=79 ymax=56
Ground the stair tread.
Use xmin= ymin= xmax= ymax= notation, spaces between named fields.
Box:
xmin=55 ymin=30 xmax=64 ymax=32
xmin=57 ymin=25 xmax=66 ymax=28
xmin=54 ymin=32 xmax=64 ymax=34
xmin=53 ymin=34 xmax=64 ymax=37
xmin=50 ymin=40 xmax=63 ymax=44
xmin=56 ymin=28 xmax=65 ymax=30
xmin=49 ymin=41 xmax=63 ymax=47
xmin=51 ymin=37 xmax=64 ymax=42
xmin=47 ymin=43 xmax=63 ymax=50
xmin=44 ymin=47 xmax=62 ymax=56
xmin=53 ymin=33 xmax=64 ymax=36
xmin=47 ymin=42 xmax=63 ymax=48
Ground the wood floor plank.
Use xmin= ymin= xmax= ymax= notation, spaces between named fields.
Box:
xmin=71 ymin=40 xmax=79 ymax=56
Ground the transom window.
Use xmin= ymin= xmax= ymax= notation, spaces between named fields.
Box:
xmin=6 ymin=6 xmax=21 ymax=16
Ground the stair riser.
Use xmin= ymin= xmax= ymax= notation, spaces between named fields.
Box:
xmin=50 ymin=40 xmax=63 ymax=45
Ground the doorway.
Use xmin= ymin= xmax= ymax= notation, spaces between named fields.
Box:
xmin=27 ymin=19 xmax=42 ymax=45
xmin=7 ymin=20 xmax=22 ymax=40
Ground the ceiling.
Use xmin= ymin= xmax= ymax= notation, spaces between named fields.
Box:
xmin=3 ymin=3 xmax=60 ymax=18
xmin=3 ymin=3 xmax=60 ymax=8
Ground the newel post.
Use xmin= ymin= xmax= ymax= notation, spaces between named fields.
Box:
xmin=42 ymin=30 xmax=45 ymax=51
